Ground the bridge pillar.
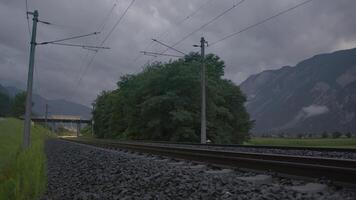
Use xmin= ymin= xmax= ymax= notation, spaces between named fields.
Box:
xmin=76 ymin=122 xmax=81 ymax=137
xmin=51 ymin=122 xmax=55 ymax=134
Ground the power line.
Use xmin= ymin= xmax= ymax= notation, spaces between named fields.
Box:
xmin=145 ymin=0 xmax=245 ymax=69
xmin=73 ymin=2 xmax=119 ymax=92
xmin=133 ymin=0 xmax=216 ymax=62
xmin=74 ymin=0 xmax=135 ymax=92
xmin=152 ymin=0 xmax=216 ymax=47
xmin=75 ymin=53 xmax=97 ymax=86
xmin=162 ymin=0 xmax=246 ymax=53
xmin=71 ymin=50 xmax=91 ymax=90
xmin=152 ymin=39 xmax=187 ymax=55
xmin=38 ymin=32 xmax=100 ymax=45
xmin=43 ymin=22 xmax=84 ymax=31
xmin=48 ymin=42 xmax=110 ymax=49
xmin=140 ymin=51 xmax=183 ymax=58
xmin=101 ymin=0 xmax=135 ymax=45
xmin=37 ymin=19 xmax=51 ymax=25
xmin=210 ymin=0 xmax=314 ymax=46
xmin=148 ymin=0 xmax=245 ymax=62
xmin=97 ymin=2 xmax=118 ymax=37
xmin=25 ymin=0 xmax=31 ymax=37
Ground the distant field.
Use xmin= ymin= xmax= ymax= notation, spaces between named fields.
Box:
xmin=0 ymin=118 xmax=47 ymax=200
xmin=246 ymin=137 xmax=356 ymax=148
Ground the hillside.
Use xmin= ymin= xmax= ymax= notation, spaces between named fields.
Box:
xmin=240 ymin=48 xmax=356 ymax=135
xmin=1 ymin=84 xmax=91 ymax=119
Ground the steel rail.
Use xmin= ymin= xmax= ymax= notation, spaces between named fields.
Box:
xmin=67 ymin=138 xmax=356 ymax=153
xmin=63 ymin=138 xmax=356 ymax=185
xmin=146 ymin=141 xmax=356 ymax=153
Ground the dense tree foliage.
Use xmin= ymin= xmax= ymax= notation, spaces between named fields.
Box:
xmin=0 ymin=91 xmax=11 ymax=117
xmin=11 ymin=92 xmax=26 ymax=117
xmin=93 ymin=53 xmax=253 ymax=144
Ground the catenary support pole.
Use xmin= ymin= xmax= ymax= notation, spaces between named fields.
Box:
xmin=45 ymin=103 xmax=48 ymax=128
xmin=91 ymin=120 xmax=94 ymax=136
xmin=23 ymin=10 xmax=38 ymax=149
xmin=200 ymin=37 xmax=207 ymax=144
xmin=91 ymin=105 xmax=95 ymax=136
xmin=51 ymin=122 xmax=55 ymax=134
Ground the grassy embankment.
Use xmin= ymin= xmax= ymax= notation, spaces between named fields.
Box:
xmin=246 ymin=137 xmax=356 ymax=148
xmin=0 ymin=118 xmax=47 ymax=200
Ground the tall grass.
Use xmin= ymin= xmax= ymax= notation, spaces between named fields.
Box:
xmin=0 ymin=118 xmax=47 ymax=200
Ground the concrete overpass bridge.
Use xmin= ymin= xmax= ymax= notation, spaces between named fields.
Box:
xmin=31 ymin=115 xmax=92 ymax=136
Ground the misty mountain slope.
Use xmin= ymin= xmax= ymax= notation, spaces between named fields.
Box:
xmin=32 ymin=96 xmax=92 ymax=119
xmin=0 ymin=84 xmax=8 ymax=95
xmin=3 ymin=85 xmax=92 ymax=119
xmin=240 ymin=48 xmax=356 ymax=134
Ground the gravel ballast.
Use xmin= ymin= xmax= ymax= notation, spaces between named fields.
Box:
xmin=42 ymin=139 xmax=356 ymax=200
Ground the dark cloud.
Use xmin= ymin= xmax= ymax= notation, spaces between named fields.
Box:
xmin=1 ymin=0 xmax=356 ymax=106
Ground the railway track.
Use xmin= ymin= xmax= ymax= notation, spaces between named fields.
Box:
xmin=63 ymin=138 xmax=356 ymax=186
xmin=120 ymin=140 xmax=356 ymax=153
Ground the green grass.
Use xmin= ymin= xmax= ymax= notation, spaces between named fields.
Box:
xmin=246 ymin=137 xmax=356 ymax=148
xmin=0 ymin=118 xmax=47 ymax=200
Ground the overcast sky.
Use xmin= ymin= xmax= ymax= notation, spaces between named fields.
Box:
xmin=1 ymin=0 xmax=356 ymax=106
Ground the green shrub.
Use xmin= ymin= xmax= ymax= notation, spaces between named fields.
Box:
xmin=332 ymin=131 xmax=342 ymax=139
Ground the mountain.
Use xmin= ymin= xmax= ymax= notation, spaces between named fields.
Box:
xmin=4 ymin=86 xmax=22 ymax=98
xmin=0 ymin=84 xmax=8 ymax=95
xmin=2 ymin=84 xmax=92 ymax=119
xmin=240 ymin=48 xmax=356 ymax=135
xmin=31 ymin=95 xmax=92 ymax=119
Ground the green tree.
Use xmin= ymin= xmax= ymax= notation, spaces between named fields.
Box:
xmin=345 ymin=132 xmax=352 ymax=138
xmin=331 ymin=131 xmax=342 ymax=139
xmin=321 ymin=131 xmax=328 ymax=138
xmin=11 ymin=92 xmax=26 ymax=117
xmin=296 ymin=133 xmax=303 ymax=139
xmin=0 ymin=91 xmax=11 ymax=117
xmin=93 ymin=53 xmax=253 ymax=144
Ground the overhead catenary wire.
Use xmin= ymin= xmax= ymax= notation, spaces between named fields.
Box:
xmin=75 ymin=0 xmax=136 ymax=89
xmin=43 ymin=21 xmax=85 ymax=31
xmin=48 ymin=42 xmax=110 ymax=49
xmin=95 ymin=1 xmax=119 ymax=43
xmin=156 ymin=0 xmax=246 ymax=57
xmin=72 ymin=1 xmax=120 ymax=91
xmin=180 ymin=0 xmax=216 ymax=22
xmin=100 ymin=0 xmax=135 ymax=46
xmin=140 ymin=51 xmax=183 ymax=58
xmin=152 ymin=39 xmax=187 ymax=55
xmin=209 ymin=0 xmax=314 ymax=46
xmin=83 ymin=47 xmax=99 ymax=52
xmin=98 ymin=3 xmax=118 ymax=33
xmin=155 ymin=0 xmax=216 ymax=42
xmin=133 ymin=0 xmax=216 ymax=62
xmin=38 ymin=32 xmax=100 ymax=45
xmin=25 ymin=0 xmax=31 ymax=37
